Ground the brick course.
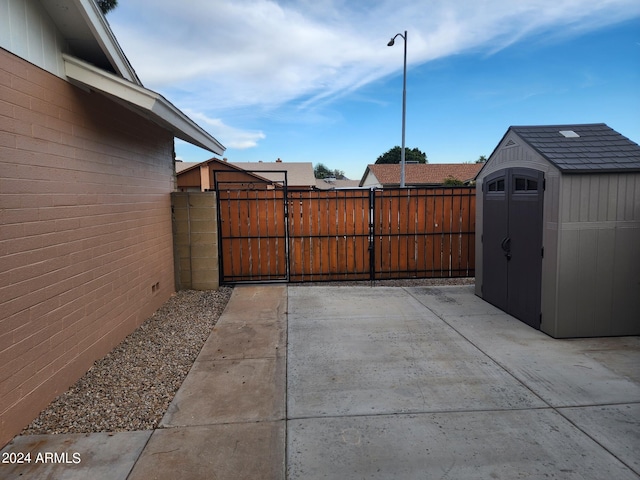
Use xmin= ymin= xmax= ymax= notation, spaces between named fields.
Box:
xmin=0 ymin=48 xmax=176 ymax=447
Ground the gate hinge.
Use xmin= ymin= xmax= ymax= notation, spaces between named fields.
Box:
xmin=543 ymin=178 xmax=546 ymax=191
xmin=541 ymin=246 xmax=544 ymax=258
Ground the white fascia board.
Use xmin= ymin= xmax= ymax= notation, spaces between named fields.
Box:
xmin=63 ymin=54 xmax=225 ymax=155
xmin=73 ymin=0 xmax=140 ymax=83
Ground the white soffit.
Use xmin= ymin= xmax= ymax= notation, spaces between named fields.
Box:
xmin=63 ymin=54 xmax=225 ymax=155
xmin=41 ymin=0 xmax=139 ymax=82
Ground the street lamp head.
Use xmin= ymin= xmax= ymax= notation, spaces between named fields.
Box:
xmin=387 ymin=32 xmax=406 ymax=47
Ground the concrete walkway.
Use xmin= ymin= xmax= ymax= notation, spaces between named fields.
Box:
xmin=2 ymin=285 xmax=639 ymax=479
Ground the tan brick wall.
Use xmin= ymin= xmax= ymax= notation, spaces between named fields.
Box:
xmin=172 ymin=192 xmax=219 ymax=291
xmin=0 ymin=48 xmax=176 ymax=446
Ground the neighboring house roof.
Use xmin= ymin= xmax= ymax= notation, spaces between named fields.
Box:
xmin=359 ymin=163 xmax=483 ymax=187
xmin=230 ymin=161 xmax=317 ymax=188
xmin=3 ymin=0 xmax=225 ymax=156
xmin=502 ymin=124 xmax=640 ymax=173
xmin=176 ymin=158 xmax=274 ymax=185
xmin=315 ymin=178 xmax=361 ymax=190
xmin=176 ymin=162 xmax=201 ymax=173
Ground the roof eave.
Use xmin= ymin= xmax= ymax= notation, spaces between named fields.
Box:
xmin=63 ymin=54 xmax=225 ymax=155
xmin=558 ymin=167 xmax=640 ymax=174
xmin=41 ymin=0 xmax=140 ymax=83
xmin=74 ymin=0 xmax=140 ymax=83
xmin=476 ymin=127 xmax=513 ymax=180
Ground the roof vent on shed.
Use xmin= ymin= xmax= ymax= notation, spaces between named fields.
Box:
xmin=559 ymin=130 xmax=580 ymax=138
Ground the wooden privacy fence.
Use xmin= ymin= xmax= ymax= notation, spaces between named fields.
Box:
xmin=373 ymin=188 xmax=476 ymax=279
xmin=288 ymin=190 xmax=371 ymax=282
xmin=217 ymin=187 xmax=475 ymax=283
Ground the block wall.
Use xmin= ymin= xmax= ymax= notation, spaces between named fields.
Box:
xmin=172 ymin=192 xmax=219 ymax=291
xmin=0 ymin=48 xmax=176 ymax=446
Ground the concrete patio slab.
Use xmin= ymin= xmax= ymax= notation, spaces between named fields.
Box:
xmin=407 ymin=285 xmax=640 ymax=407
xmin=558 ymin=403 xmax=640 ymax=475
xmin=288 ymin=287 xmax=545 ymax=418
xmin=287 ymin=285 xmax=640 ymax=480
xmin=569 ymin=336 xmax=640 ymax=383
xmin=161 ymin=356 xmax=286 ymax=427
xmin=288 ymin=286 xmax=426 ymax=322
xmin=287 ymin=409 xmax=638 ymax=480
xmin=218 ymin=285 xmax=287 ymax=325
xmin=128 ymin=422 xmax=284 ymax=480
xmin=404 ymin=284 xmax=503 ymax=318
xmin=0 ymin=431 xmax=151 ymax=480
xmin=197 ymin=321 xmax=286 ymax=361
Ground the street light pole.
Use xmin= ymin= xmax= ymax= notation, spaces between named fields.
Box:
xmin=388 ymin=30 xmax=407 ymax=188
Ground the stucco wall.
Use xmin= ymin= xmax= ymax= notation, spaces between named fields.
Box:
xmin=0 ymin=48 xmax=176 ymax=446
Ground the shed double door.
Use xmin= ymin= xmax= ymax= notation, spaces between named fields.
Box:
xmin=482 ymin=168 xmax=544 ymax=329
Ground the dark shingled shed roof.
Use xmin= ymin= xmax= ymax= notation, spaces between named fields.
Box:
xmin=507 ymin=123 xmax=640 ymax=173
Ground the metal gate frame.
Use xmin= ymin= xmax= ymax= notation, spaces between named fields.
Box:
xmin=215 ymin=170 xmax=290 ymax=283
xmin=215 ymin=178 xmax=475 ymax=284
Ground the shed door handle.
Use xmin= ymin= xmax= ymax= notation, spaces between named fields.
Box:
xmin=500 ymin=236 xmax=511 ymax=252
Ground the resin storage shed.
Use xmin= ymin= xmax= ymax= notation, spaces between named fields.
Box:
xmin=475 ymin=124 xmax=640 ymax=338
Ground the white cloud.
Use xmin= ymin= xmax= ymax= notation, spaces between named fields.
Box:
xmin=113 ymin=1 xmax=639 ymax=101
xmin=109 ymin=0 xmax=640 ymax=124
xmin=184 ymin=110 xmax=266 ymax=149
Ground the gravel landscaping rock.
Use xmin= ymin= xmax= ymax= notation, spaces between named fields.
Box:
xmin=21 ymin=288 xmax=233 ymax=436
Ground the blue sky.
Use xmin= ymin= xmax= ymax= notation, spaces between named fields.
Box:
xmin=108 ymin=1 xmax=640 ymax=180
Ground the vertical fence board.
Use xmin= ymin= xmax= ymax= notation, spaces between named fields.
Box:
xmin=410 ymin=192 xmax=418 ymax=273
xmin=434 ymin=188 xmax=445 ymax=276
